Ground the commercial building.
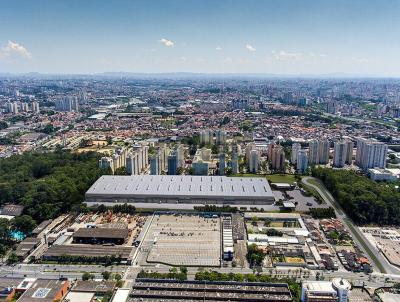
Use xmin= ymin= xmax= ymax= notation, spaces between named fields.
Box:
xmin=17 ymin=279 xmax=70 ymax=302
xmin=72 ymin=227 xmax=129 ymax=245
xmin=356 ymin=138 xmax=388 ymax=170
xmin=368 ymin=168 xmax=396 ymax=182
xmin=301 ymin=279 xmax=351 ymax=302
xmin=42 ymin=245 xmax=133 ymax=264
xmin=131 ymin=280 xmax=292 ymax=302
xmin=85 ymin=175 xmax=275 ymax=205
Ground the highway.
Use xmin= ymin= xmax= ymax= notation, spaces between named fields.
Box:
xmin=302 ymin=176 xmax=400 ymax=276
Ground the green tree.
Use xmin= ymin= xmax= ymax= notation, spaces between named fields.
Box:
xmin=102 ymin=271 xmax=111 ymax=280
xmin=82 ymin=272 xmax=95 ymax=280
xmin=12 ymin=215 xmax=37 ymax=235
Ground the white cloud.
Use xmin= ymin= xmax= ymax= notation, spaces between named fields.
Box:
xmin=0 ymin=41 xmax=32 ymax=59
xmin=272 ymin=50 xmax=302 ymax=61
xmin=216 ymin=46 xmax=222 ymax=51
xmin=245 ymin=44 xmax=256 ymax=52
xmin=158 ymin=38 xmax=174 ymax=47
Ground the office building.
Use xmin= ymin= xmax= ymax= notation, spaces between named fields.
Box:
xmin=301 ymin=279 xmax=351 ymax=302
xmin=356 ymin=138 xmax=388 ymax=170
xmin=291 ymin=143 xmax=301 ymax=164
xmin=249 ymin=149 xmax=260 ymax=173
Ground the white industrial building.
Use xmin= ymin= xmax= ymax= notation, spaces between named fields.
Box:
xmin=85 ymin=175 xmax=275 ymax=206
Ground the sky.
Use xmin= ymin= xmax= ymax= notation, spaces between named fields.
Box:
xmin=0 ymin=0 xmax=400 ymax=76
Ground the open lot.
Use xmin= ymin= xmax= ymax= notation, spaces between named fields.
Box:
xmin=144 ymin=214 xmax=221 ymax=267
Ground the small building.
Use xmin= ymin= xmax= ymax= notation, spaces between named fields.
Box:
xmin=15 ymin=237 xmax=42 ymax=261
xmin=368 ymin=168 xmax=396 ymax=182
xmin=17 ymin=279 xmax=70 ymax=302
xmin=72 ymin=228 xmax=129 ymax=245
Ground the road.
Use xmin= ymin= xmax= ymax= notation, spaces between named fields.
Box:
xmin=302 ymin=176 xmax=400 ymax=275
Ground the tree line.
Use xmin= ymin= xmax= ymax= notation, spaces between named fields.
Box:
xmin=312 ymin=167 xmax=400 ymax=225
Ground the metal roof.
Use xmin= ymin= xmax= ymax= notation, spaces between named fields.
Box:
xmin=86 ymin=175 xmax=273 ymax=199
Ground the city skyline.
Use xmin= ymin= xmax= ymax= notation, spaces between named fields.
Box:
xmin=1 ymin=0 xmax=400 ymax=76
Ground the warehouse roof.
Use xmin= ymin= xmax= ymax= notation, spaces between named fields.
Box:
xmin=86 ymin=175 xmax=273 ymax=199
xmin=73 ymin=227 xmax=129 ymax=239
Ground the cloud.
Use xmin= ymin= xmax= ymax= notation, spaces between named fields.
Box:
xmin=0 ymin=41 xmax=32 ymax=59
xmin=245 ymin=44 xmax=256 ymax=52
xmin=216 ymin=46 xmax=222 ymax=51
xmin=158 ymin=38 xmax=174 ymax=47
xmin=272 ymin=50 xmax=301 ymax=61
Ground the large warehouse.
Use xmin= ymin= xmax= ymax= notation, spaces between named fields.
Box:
xmin=85 ymin=175 xmax=275 ymax=206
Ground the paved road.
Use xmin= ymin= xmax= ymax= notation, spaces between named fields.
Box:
xmin=302 ymin=176 xmax=400 ymax=275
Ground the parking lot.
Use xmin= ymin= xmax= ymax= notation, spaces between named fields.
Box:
xmin=144 ymin=214 xmax=221 ymax=267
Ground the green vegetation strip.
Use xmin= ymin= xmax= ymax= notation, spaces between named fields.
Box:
xmin=344 ymin=218 xmax=386 ymax=274
xmin=304 ymin=178 xmax=343 ymax=215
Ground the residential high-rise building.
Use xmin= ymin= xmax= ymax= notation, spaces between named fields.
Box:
xmin=55 ymin=97 xmax=79 ymax=112
xmin=216 ymin=130 xmax=227 ymax=145
xmin=271 ymin=145 xmax=285 ymax=171
xmin=248 ymin=149 xmax=260 ymax=173
xmin=218 ymin=153 xmax=226 ymax=175
xmin=333 ymin=141 xmax=347 ymax=168
xmin=176 ymin=144 xmax=185 ymax=168
xmin=308 ymin=140 xmax=319 ymax=164
xmin=318 ymin=140 xmax=330 ymax=165
xmin=345 ymin=140 xmax=354 ymax=165
xmin=192 ymin=161 xmax=209 ymax=175
xmin=297 ymin=150 xmax=309 ymax=174
xmin=308 ymin=139 xmax=330 ymax=165
xmin=245 ymin=142 xmax=257 ymax=163
xmin=199 ymin=129 xmax=213 ymax=145
xmin=150 ymin=154 xmax=159 ymax=175
xmin=291 ymin=143 xmax=301 ymax=164
xmin=6 ymin=102 xmax=18 ymax=114
xmin=231 ymin=153 xmax=239 ymax=174
xmin=31 ymin=101 xmax=40 ymax=113
xmin=356 ymin=138 xmax=388 ymax=170
xmin=167 ymin=151 xmax=178 ymax=175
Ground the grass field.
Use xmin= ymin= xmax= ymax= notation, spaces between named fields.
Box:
xmin=265 ymin=174 xmax=296 ymax=184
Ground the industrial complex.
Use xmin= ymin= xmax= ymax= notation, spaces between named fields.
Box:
xmin=85 ymin=175 xmax=275 ymax=206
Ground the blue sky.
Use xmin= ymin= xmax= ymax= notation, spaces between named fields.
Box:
xmin=0 ymin=0 xmax=399 ymax=75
